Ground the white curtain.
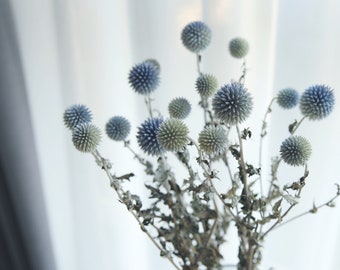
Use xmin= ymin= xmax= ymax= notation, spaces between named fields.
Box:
xmin=10 ymin=0 xmax=340 ymax=269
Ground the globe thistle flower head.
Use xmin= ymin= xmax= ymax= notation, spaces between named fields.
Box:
xmin=157 ymin=119 xmax=189 ymax=152
xmin=181 ymin=21 xmax=212 ymax=53
xmin=212 ymin=82 xmax=253 ymax=125
xmin=277 ymin=88 xmax=299 ymax=109
xmin=299 ymin=85 xmax=335 ymax=120
xmin=105 ymin=116 xmax=131 ymax=141
xmin=128 ymin=61 xmax=160 ymax=95
xmin=198 ymin=126 xmax=227 ymax=154
xmin=137 ymin=118 xmax=164 ymax=156
xmin=168 ymin=97 xmax=191 ymax=119
xmin=280 ymin=136 xmax=312 ymax=166
xmin=195 ymin=74 xmax=218 ymax=98
xmin=229 ymin=38 xmax=249 ymax=59
xmin=63 ymin=104 xmax=92 ymax=129
xmin=72 ymin=123 xmax=101 ymax=153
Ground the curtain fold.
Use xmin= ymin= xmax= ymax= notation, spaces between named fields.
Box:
xmin=0 ymin=0 xmax=56 ymax=269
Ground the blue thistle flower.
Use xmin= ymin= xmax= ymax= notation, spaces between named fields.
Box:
xmin=299 ymin=85 xmax=335 ymax=120
xmin=128 ymin=61 xmax=160 ymax=95
xmin=277 ymin=88 xmax=299 ymax=109
xmin=168 ymin=97 xmax=191 ymax=119
xmin=229 ymin=38 xmax=249 ymax=59
xmin=195 ymin=74 xmax=218 ymax=98
xmin=72 ymin=123 xmax=101 ymax=153
xmin=105 ymin=116 xmax=131 ymax=141
xmin=63 ymin=104 xmax=92 ymax=129
xmin=157 ymin=119 xmax=189 ymax=152
xmin=280 ymin=136 xmax=312 ymax=166
xmin=181 ymin=21 xmax=212 ymax=53
xmin=198 ymin=126 xmax=227 ymax=154
xmin=137 ymin=118 xmax=164 ymax=156
xmin=212 ymin=82 xmax=253 ymax=125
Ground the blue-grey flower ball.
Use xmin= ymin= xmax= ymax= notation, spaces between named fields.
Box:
xmin=299 ymin=85 xmax=335 ymax=120
xmin=212 ymin=82 xmax=253 ymax=125
xmin=105 ymin=116 xmax=131 ymax=141
xmin=168 ymin=97 xmax=191 ymax=119
xmin=72 ymin=123 xmax=101 ymax=153
xmin=277 ymin=88 xmax=299 ymax=109
xmin=157 ymin=119 xmax=189 ymax=152
xmin=198 ymin=126 xmax=227 ymax=154
xmin=181 ymin=21 xmax=212 ymax=53
xmin=280 ymin=136 xmax=312 ymax=166
xmin=137 ymin=118 xmax=164 ymax=156
xmin=128 ymin=61 xmax=160 ymax=95
xmin=229 ymin=38 xmax=249 ymax=59
xmin=63 ymin=104 xmax=92 ymax=129
xmin=195 ymin=74 xmax=218 ymax=98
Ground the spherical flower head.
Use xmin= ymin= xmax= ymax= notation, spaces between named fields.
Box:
xmin=157 ymin=119 xmax=189 ymax=152
xmin=72 ymin=123 xmax=101 ymax=153
xmin=299 ymin=85 xmax=335 ymax=120
xmin=181 ymin=21 xmax=212 ymax=53
xmin=105 ymin=116 xmax=131 ymax=141
xmin=277 ymin=88 xmax=299 ymax=109
xmin=280 ymin=136 xmax=312 ymax=166
xmin=229 ymin=38 xmax=249 ymax=59
xmin=128 ymin=61 xmax=160 ymax=95
xmin=195 ymin=74 xmax=218 ymax=98
xmin=137 ymin=118 xmax=165 ymax=156
xmin=198 ymin=126 xmax=227 ymax=154
xmin=63 ymin=104 xmax=92 ymax=129
xmin=212 ymin=82 xmax=253 ymax=125
xmin=168 ymin=97 xmax=191 ymax=119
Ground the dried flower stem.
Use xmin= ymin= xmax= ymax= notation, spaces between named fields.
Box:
xmin=92 ymin=150 xmax=181 ymax=270
xmin=273 ymin=191 xmax=340 ymax=230
xmin=262 ymin=165 xmax=308 ymax=238
xmin=259 ymin=97 xmax=276 ymax=196
xmin=236 ymin=125 xmax=249 ymax=197
xmin=145 ymin=94 xmax=154 ymax=118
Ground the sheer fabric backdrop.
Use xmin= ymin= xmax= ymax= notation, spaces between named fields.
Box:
xmin=10 ymin=0 xmax=340 ymax=269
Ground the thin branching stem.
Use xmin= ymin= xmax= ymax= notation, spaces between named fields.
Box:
xmin=236 ymin=125 xmax=249 ymax=197
xmin=259 ymin=97 xmax=276 ymax=196
xmin=290 ymin=116 xmax=306 ymax=135
xmin=262 ymin=165 xmax=308 ymax=238
xmin=273 ymin=192 xmax=340 ymax=231
xmin=91 ymin=150 xmax=181 ymax=270
xmin=196 ymin=53 xmax=202 ymax=74
xmin=145 ymin=94 xmax=154 ymax=118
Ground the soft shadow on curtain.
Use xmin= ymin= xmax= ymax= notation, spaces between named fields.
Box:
xmin=0 ymin=0 xmax=56 ymax=269
xmin=8 ymin=0 xmax=340 ymax=270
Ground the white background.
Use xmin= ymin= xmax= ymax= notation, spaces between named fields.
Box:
xmin=10 ymin=0 xmax=340 ymax=269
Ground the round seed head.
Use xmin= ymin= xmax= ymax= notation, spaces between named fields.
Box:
xmin=181 ymin=21 xmax=212 ymax=53
xmin=299 ymin=85 xmax=335 ymax=120
xmin=63 ymin=104 xmax=92 ymax=129
xmin=168 ymin=97 xmax=191 ymax=119
xmin=277 ymin=88 xmax=299 ymax=109
xmin=198 ymin=126 xmax=227 ymax=154
xmin=212 ymin=82 xmax=253 ymax=125
xmin=229 ymin=38 xmax=249 ymax=59
xmin=105 ymin=116 xmax=131 ymax=141
xmin=195 ymin=74 xmax=218 ymax=98
xmin=157 ymin=119 xmax=189 ymax=152
xmin=137 ymin=118 xmax=165 ymax=156
xmin=72 ymin=123 xmax=101 ymax=153
xmin=128 ymin=61 xmax=160 ymax=95
xmin=280 ymin=136 xmax=312 ymax=166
